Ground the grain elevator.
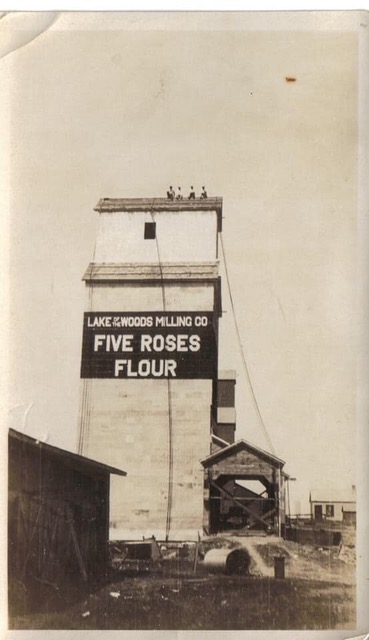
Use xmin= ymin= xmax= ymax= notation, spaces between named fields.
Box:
xmin=78 ymin=197 xmax=222 ymax=540
xmin=77 ymin=196 xmax=287 ymax=541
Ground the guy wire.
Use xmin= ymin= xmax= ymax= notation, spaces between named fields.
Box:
xmin=220 ymin=233 xmax=276 ymax=455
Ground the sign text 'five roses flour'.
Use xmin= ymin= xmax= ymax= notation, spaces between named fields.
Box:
xmin=81 ymin=312 xmax=217 ymax=379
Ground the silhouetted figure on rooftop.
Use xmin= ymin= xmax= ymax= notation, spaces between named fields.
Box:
xmin=167 ymin=186 xmax=175 ymax=200
xmin=200 ymin=186 xmax=208 ymax=199
xmin=188 ymin=186 xmax=196 ymax=200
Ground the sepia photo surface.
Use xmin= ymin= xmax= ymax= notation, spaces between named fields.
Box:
xmin=2 ymin=9 xmax=369 ymax=638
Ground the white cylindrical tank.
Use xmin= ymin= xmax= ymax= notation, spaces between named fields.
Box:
xmin=203 ymin=547 xmax=251 ymax=574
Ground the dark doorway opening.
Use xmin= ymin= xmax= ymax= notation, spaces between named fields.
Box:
xmin=314 ymin=505 xmax=323 ymax=521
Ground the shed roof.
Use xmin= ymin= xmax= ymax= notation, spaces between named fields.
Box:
xmin=201 ymin=438 xmax=285 ymax=468
xmin=9 ymin=428 xmax=126 ymax=477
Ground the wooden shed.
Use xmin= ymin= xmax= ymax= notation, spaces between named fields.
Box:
xmin=202 ymin=439 xmax=287 ymax=536
xmin=8 ymin=428 xmax=126 ymax=613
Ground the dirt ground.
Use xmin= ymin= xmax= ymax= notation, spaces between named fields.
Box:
xmin=238 ymin=535 xmax=355 ymax=583
xmin=10 ymin=535 xmax=356 ymax=631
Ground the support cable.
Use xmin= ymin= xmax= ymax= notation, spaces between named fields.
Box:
xmin=220 ymin=234 xmax=276 ymax=455
xmin=77 ymin=221 xmax=98 ymax=455
xmin=150 ymin=207 xmax=174 ymax=541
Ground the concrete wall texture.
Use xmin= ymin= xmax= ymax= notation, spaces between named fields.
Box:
xmin=78 ymin=200 xmax=221 ymax=540
xmin=94 ymin=209 xmax=218 ymax=264
xmin=81 ymin=377 xmax=213 ymax=539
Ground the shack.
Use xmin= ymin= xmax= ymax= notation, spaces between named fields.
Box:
xmin=8 ymin=428 xmax=126 ymax=614
xmin=309 ymin=488 xmax=356 ymax=523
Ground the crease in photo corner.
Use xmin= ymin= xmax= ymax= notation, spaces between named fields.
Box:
xmin=0 ymin=11 xmax=59 ymax=61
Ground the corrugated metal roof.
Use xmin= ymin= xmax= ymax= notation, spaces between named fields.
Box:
xmin=9 ymin=428 xmax=126 ymax=477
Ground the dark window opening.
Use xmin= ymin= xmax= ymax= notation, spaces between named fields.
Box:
xmin=144 ymin=222 xmax=156 ymax=239
xmin=326 ymin=504 xmax=334 ymax=517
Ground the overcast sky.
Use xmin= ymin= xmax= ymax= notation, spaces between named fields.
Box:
xmin=4 ymin=11 xmax=365 ymax=512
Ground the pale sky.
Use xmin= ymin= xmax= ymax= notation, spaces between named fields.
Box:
xmin=4 ymin=12 xmax=365 ymax=512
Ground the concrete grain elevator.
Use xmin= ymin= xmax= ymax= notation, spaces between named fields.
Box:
xmin=78 ymin=197 xmax=223 ymax=540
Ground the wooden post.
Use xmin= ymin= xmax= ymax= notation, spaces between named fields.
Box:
xmin=193 ymin=532 xmax=201 ymax=574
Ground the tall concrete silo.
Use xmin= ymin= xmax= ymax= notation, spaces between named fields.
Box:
xmin=77 ymin=197 xmax=222 ymax=540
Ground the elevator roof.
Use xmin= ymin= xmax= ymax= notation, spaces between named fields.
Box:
xmin=94 ymin=197 xmax=223 ymax=231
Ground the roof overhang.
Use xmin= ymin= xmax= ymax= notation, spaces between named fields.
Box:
xmin=94 ymin=197 xmax=223 ymax=232
xmin=9 ymin=428 xmax=126 ymax=477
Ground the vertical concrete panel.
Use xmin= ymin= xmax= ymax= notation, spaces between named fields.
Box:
xmin=80 ymin=377 xmax=212 ymax=538
xmin=169 ymin=380 xmax=212 ymax=534
xmin=84 ymin=379 xmax=170 ymax=534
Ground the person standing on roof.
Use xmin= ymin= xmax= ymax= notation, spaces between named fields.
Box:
xmin=176 ymin=187 xmax=183 ymax=200
xmin=188 ymin=186 xmax=196 ymax=200
xmin=200 ymin=186 xmax=207 ymax=199
xmin=167 ymin=186 xmax=175 ymax=200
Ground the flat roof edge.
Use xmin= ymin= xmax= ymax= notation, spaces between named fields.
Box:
xmin=94 ymin=197 xmax=223 ymax=231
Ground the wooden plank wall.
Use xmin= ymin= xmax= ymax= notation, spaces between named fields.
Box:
xmin=8 ymin=436 xmax=110 ymax=593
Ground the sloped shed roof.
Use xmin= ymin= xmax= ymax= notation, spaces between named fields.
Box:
xmin=9 ymin=428 xmax=126 ymax=478
xmin=201 ymin=439 xmax=285 ymax=469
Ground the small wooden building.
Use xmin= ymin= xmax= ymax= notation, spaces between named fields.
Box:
xmin=342 ymin=506 xmax=356 ymax=525
xmin=202 ymin=439 xmax=287 ymax=536
xmin=8 ymin=428 xmax=126 ymax=612
xmin=310 ymin=489 xmax=356 ymax=523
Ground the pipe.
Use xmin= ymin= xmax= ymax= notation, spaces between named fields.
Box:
xmin=203 ymin=547 xmax=251 ymax=574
